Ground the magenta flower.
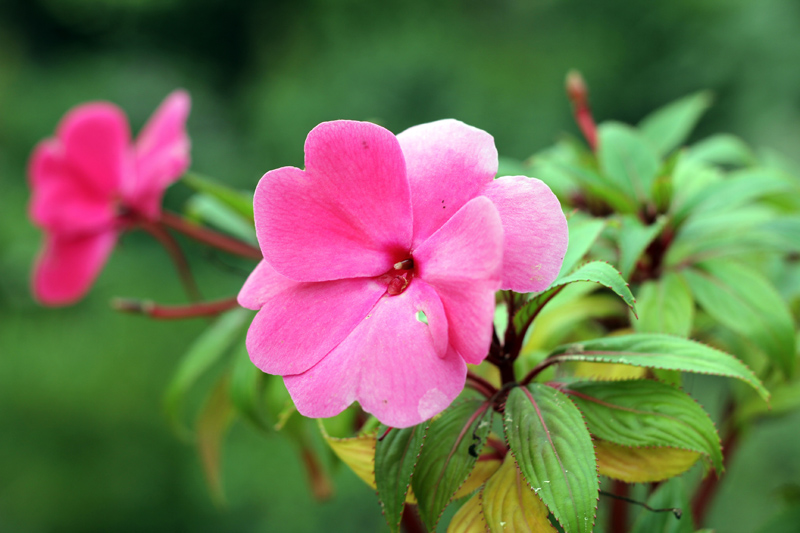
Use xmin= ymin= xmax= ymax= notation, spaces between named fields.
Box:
xmin=239 ymin=120 xmax=567 ymax=427
xmin=29 ymin=90 xmax=191 ymax=305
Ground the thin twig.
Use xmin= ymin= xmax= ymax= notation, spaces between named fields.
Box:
xmin=112 ymin=296 xmax=240 ymax=320
xmin=600 ymin=489 xmax=682 ymax=521
xmin=139 ymin=220 xmax=202 ymax=301
xmin=159 ymin=210 xmax=262 ymax=260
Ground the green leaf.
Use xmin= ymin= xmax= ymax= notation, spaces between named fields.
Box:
xmin=229 ymin=341 xmax=270 ymax=432
xmin=549 ymin=157 xmax=639 ymax=213
xmin=547 ymin=334 xmax=769 ymax=401
xmin=565 ymin=380 xmax=722 ymax=472
xmin=638 ymin=91 xmax=713 ymax=156
xmin=183 ymin=172 xmax=255 ymax=221
xmin=514 ymin=261 xmax=637 ymax=333
xmin=196 ymin=376 xmax=235 ymax=505
xmin=482 ymin=454 xmax=557 ymax=532
xmin=185 ymin=193 xmax=258 ymax=244
xmin=680 ymin=168 xmax=796 ymax=217
xmin=598 ymin=122 xmax=661 ymax=204
xmin=634 ymin=272 xmax=694 ymax=337
xmin=375 ymin=423 xmax=428 ymax=533
xmin=683 ymin=261 xmax=796 ymax=378
xmin=412 ymin=400 xmax=493 ymax=531
xmin=617 ymin=214 xmax=667 ymax=280
xmin=504 ymin=383 xmax=598 ymax=533
xmin=687 ymin=133 xmax=757 ymax=167
xmin=630 ymin=477 xmax=692 ymax=533
xmin=559 ymin=216 xmax=607 ymax=277
xmin=164 ymin=308 xmax=251 ymax=437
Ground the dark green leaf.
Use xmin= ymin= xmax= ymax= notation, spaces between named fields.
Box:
xmin=630 ymin=477 xmax=692 ymax=533
xmin=683 ymin=261 xmax=796 ymax=378
xmin=412 ymin=400 xmax=493 ymax=531
xmin=565 ymin=380 xmax=722 ymax=472
xmin=229 ymin=341 xmax=270 ymax=432
xmin=617 ymin=214 xmax=667 ymax=280
xmin=598 ymin=122 xmax=661 ymax=204
xmin=164 ymin=308 xmax=251 ymax=437
xmin=634 ymin=272 xmax=694 ymax=337
xmin=548 ymin=333 xmax=769 ymax=401
xmin=638 ymin=91 xmax=713 ymax=156
xmin=559 ymin=216 xmax=607 ymax=277
xmin=504 ymin=383 xmax=598 ymax=533
xmin=183 ymin=172 xmax=255 ymax=221
xmin=514 ymin=261 xmax=637 ymax=333
xmin=375 ymin=423 xmax=428 ymax=533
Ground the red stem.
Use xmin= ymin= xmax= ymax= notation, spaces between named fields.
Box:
xmin=139 ymin=219 xmax=202 ymax=301
xmin=112 ymin=296 xmax=240 ymax=320
xmin=466 ymin=372 xmax=498 ymax=399
xmin=401 ymin=504 xmax=427 ymax=533
xmin=691 ymin=420 xmax=740 ymax=526
xmin=566 ymin=70 xmax=598 ymax=152
xmin=159 ymin=211 xmax=262 ymax=260
xmin=609 ymin=479 xmax=630 ymax=533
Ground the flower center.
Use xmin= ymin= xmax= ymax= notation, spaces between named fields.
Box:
xmin=380 ymin=257 xmax=415 ymax=296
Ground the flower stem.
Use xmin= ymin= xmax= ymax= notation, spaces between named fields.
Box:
xmin=159 ymin=210 xmax=262 ymax=260
xmin=466 ymin=372 xmax=498 ymax=399
xmin=112 ymin=296 xmax=240 ymax=320
xmin=566 ymin=70 xmax=598 ymax=152
xmin=139 ymin=219 xmax=202 ymax=302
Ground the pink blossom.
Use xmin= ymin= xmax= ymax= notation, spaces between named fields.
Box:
xmin=29 ymin=90 xmax=191 ymax=305
xmin=239 ymin=120 xmax=567 ymax=427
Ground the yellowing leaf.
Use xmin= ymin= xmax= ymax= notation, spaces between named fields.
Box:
xmin=324 ymin=433 xmax=376 ymax=487
xmin=196 ymin=377 xmax=235 ymax=505
xmin=454 ymin=457 xmax=502 ymax=500
xmin=595 ymin=440 xmax=701 ymax=483
xmin=448 ymin=492 xmax=488 ymax=533
xmin=568 ymin=362 xmax=646 ymax=380
xmin=482 ymin=455 xmax=557 ymax=533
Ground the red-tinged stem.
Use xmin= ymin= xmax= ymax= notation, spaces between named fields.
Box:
xmin=159 ymin=210 xmax=262 ymax=260
xmin=520 ymin=354 xmax=567 ymax=386
xmin=113 ymin=296 xmax=240 ymax=320
xmin=511 ymin=285 xmax=567 ymax=358
xmin=609 ymin=479 xmax=630 ymax=533
xmin=566 ymin=70 xmax=598 ymax=152
xmin=139 ymin=220 xmax=202 ymax=302
xmin=401 ymin=504 xmax=427 ymax=533
xmin=691 ymin=412 xmax=740 ymax=526
xmin=466 ymin=372 xmax=498 ymax=399
xmin=301 ymin=447 xmax=334 ymax=501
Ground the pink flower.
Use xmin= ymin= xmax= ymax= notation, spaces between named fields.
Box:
xmin=29 ymin=90 xmax=191 ymax=305
xmin=239 ymin=120 xmax=567 ymax=427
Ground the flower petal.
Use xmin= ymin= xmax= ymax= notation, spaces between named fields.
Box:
xmin=245 ymin=276 xmax=387 ymax=375
xmin=56 ymin=102 xmax=131 ymax=198
xmin=255 ymin=121 xmax=413 ymax=282
xmin=29 ymin=140 xmax=116 ymax=234
xmin=237 ymin=260 xmax=299 ymax=311
xmin=481 ymin=176 xmax=568 ymax=292
xmin=414 ymin=196 xmax=503 ymax=365
xmin=284 ymin=280 xmax=464 ymax=427
xmin=397 ymin=119 xmax=498 ymax=248
xmin=130 ymin=90 xmax=192 ymax=218
xmin=32 ymin=230 xmax=117 ymax=306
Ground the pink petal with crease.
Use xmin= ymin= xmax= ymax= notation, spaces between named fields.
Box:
xmin=481 ymin=176 xmax=568 ymax=292
xmin=254 ymin=121 xmax=413 ymax=282
xmin=56 ymin=102 xmax=130 ymax=198
xmin=130 ymin=90 xmax=191 ymax=218
xmin=237 ymin=260 xmax=299 ymax=311
xmin=29 ymin=140 xmax=117 ymax=234
xmin=32 ymin=230 xmax=117 ymax=306
xmin=414 ymin=196 xmax=503 ymax=365
xmin=245 ymin=276 xmax=387 ymax=375
xmin=397 ymin=119 xmax=498 ymax=248
xmin=284 ymin=280 xmax=463 ymax=427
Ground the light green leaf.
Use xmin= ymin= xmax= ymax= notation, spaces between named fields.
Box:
xmin=413 ymin=400 xmax=493 ymax=531
xmin=617 ymin=214 xmax=667 ymax=280
xmin=634 ymin=272 xmax=694 ymax=337
xmin=598 ymin=121 xmax=661 ymax=204
xmin=185 ymin=194 xmax=258 ymax=244
xmin=229 ymin=341 xmax=270 ymax=432
xmin=504 ymin=383 xmax=598 ymax=533
xmin=547 ymin=333 xmax=769 ymax=401
xmin=559 ymin=216 xmax=607 ymax=277
xmin=375 ymin=423 xmax=428 ymax=533
xmin=183 ymin=172 xmax=255 ymax=221
xmin=630 ymin=477 xmax=692 ymax=533
xmin=639 ymin=91 xmax=713 ymax=156
xmin=687 ymin=133 xmax=757 ymax=167
xmin=565 ymin=380 xmax=722 ymax=472
xmin=514 ymin=261 xmax=637 ymax=334
xmin=681 ymin=168 xmax=796 ymax=217
xmin=164 ymin=308 xmax=251 ymax=436
xmin=196 ymin=376 xmax=235 ymax=505
xmin=683 ymin=261 xmax=796 ymax=378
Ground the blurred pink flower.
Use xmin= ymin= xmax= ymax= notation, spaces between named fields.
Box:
xmin=239 ymin=119 xmax=567 ymax=427
xmin=29 ymin=90 xmax=191 ymax=305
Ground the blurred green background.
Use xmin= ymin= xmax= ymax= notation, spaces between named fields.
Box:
xmin=1 ymin=0 xmax=799 ymax=531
